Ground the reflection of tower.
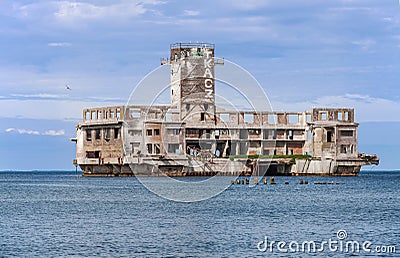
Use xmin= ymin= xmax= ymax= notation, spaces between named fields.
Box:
xmin=164 ymin=43 xmax=218 ymax=125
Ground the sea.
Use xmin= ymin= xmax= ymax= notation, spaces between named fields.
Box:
xmin=0 ymin=170 xmax=399 ymax=257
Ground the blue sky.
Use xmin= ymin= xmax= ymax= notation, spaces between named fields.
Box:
xmin=0 ymin=0 xmax=399 ymax=170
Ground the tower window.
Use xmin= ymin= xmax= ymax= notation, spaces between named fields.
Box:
xmin=200 ymin=113 xmax=205 ymax=121
xmin=288 ymin=130 xmax=293 ymax=140
xmin=340 ymin=130 xmax=353 ymax=137
xmin=155 ymin=144 xmax=161 ymax=154
xmin=114 ymin=128 xmax=120 ymax=139
xmin=327 ymin=131 xmax=332 ymax=142
xmin=147 ymin=144 xmax=153 ymax=154
xmin=86 ymin=130 xmax=92 ymax=141
xmin=95 ymin=129 xmax=101 ymax=140
xmin=104 ymin=128 xmax=111 ymax=141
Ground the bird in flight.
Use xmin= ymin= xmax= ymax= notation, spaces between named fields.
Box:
xmin=66 ymin=85 xmax=71 ymax=90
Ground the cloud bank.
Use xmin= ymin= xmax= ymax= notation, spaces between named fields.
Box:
xmin=5 ymin=128 xmax=65 ymax=136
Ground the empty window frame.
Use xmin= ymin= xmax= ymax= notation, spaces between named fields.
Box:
xmin=146 ymin=129 xmax=153 ymax=136
xmin=104 ymin=128 xmax=111 ymax=141
xmin=168 ymin=144 xmax=180 ymax=154
xmin=130 ymin=142 xmax=140 ymax=155
xmin=220 ymin=113 xmax=229 ymax=123
xmin=249 ymin=141 xmax=261 ymax=148
xmin=340 ymin=145 xmax=353 ymax=154
xmin=320 ymin=112 xmax=327 ymax=121
xmin=338 ymin=112 xmax=343 ymax=121
xmin=130 ymin=112 xmax=140 ymax=119
xmin=147 ymin=143 xmax=153 ymax=154
xmin=244 ymin=113 xmax=254 ymax=123
xmin=165 ymin=113 xmax=172 ymax=122
xmin=128 ymin=130 xmax=142 ymax=136
xmin=154 ymin=144 xmax=161 ymax=154
xmin=248 ymin=129 xmax=261 ymax=135
xmin=264 ymin=130 xmax=276 ymax=139
xmin=186 ymin=129 xmax=199 ymax=137
xmin=95 ymin=129 xmax=101 ymax=140
xmin=86 ymin=151 xmax=100 ymax=159
xmin=116 ymin=109 xmax=121 ymax=119
xmin=327 ymin=131 xmax=333 ymax=143
xmin=114 ymin=128 xmax=120 ymax=139
xmin=340 ymin=130 xmax=354 ymax=137
xmin=288 ymin=130 xmax=293 ymax=140
xmin=86 ymin=129 xmax=92 ymax=141
xmin=200 ymin=113 xmax=205 ymax=121
xmin=288 ymin=114 xmax=298 ymax=124
xmin=268 ymin=114 xmax=277 ymax=124
xmin=167 ymin=129 xmax=180 ymax=135
xmin=154 ymin=129 xmax=160 ymax=136
xmin=239 ymin=129 xmax=248 ymax=139
xmin=271 ymin=130 xmax=276 ymax=139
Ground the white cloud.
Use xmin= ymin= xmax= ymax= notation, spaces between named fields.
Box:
xmin=10 ymin=93 xmax=67 ymax=99
xmin=43 ymin=129 xmax=65 ymax=136
xmin=53 ymin=0 xmax=162 ymax=23
xmin=351 ymin=39 xmax=376 ymax=51
xmin=8 ymin=0 xmax=165 ymax=28
xmin=47 ymin=42 xmax=71 ymax=47
xmin=5 ymin=127 xmax=65 ymax=136
xmin=226 ymin=0 xmax=270 ymax=11
xmin=183 ymin=10 xmax=199 ymax=16
xmin=19 ymin=129 xmax=40 ymax=135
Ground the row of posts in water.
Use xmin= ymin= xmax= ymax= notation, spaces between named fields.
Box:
xmin=230 ymin=177 xmax=340 ymax=185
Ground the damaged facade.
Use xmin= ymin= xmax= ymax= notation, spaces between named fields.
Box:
xmin=71 ymin=43 xmax=379 ymax=176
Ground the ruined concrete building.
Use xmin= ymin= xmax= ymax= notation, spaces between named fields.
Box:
xmin=71 ymin=43 xmax=379 ymax=176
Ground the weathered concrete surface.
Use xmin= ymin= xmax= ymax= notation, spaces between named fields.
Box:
xmin=73 ymin=43 xmax=379 ymax=177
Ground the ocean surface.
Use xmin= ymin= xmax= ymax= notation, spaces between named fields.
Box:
xmin=0 ymin=171 xmax=399 ymax=257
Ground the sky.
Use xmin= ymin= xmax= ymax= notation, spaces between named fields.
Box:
xmin=0 ymin=0 xmax=399 ymax=170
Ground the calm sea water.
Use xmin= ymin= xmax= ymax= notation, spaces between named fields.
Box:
xmin=0 ymin=171 xmax=399 ymax=257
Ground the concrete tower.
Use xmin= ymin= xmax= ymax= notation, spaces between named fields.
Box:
xmin=165 ymin=43 xmax=217 ymax=125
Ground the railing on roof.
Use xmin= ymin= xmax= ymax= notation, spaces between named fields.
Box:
xmin=170 ymin=43 xmax=214 ymax=49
